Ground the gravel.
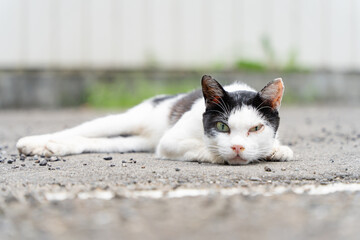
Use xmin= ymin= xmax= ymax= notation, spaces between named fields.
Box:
xmin=0 ymin=107 xmax=360 ymax=240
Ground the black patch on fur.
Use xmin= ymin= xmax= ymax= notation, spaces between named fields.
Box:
xmin=203 ymin=90 xmax=280 ymax=137
xmin=169 ymin=90 xmax=202 ymax=125
xmin=152 ymin=95 xmax=178 ymax=106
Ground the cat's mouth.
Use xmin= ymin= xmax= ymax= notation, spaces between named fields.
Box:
xmin=226 ymin=156 xmax=249 ymax=165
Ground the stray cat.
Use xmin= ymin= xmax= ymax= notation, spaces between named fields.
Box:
xmin=16 ymin=75 xmax=293 ymax=165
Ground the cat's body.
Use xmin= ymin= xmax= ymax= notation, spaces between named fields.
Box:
xmin=16 ymin=75 xmax=293 ymax=165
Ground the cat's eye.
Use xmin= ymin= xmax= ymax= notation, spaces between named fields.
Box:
xmin=249 ymin=124 xmax=264 ymax=133
xmin=216 ymin=122 xmax=230 ymax=132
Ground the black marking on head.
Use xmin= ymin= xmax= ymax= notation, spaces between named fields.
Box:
xmin=203 ymin=89 xmax=280 ymax=137
xmin=152 ymin=95 xmax=178 ymax=106
xmin=169 ymin=90 xmax=202 ymax=125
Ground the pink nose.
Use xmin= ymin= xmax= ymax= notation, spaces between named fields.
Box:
xmin=231 ymin=145 xmax=245 ymax=154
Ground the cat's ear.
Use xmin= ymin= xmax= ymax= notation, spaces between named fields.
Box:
xmin=259 ymin=78 xmax=284 ymax=110
xmin=201 ymin=75 xmax=226 ymax=108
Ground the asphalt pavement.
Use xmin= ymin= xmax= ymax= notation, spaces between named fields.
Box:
xmin=0 ymin=106 xmax=360 ymax=240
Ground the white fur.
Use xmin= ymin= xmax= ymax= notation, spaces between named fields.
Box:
xmin=16 ymin=82 xmax=293 ymax=164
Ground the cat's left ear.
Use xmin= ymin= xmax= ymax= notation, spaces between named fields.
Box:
xmin=259 ymin=78 xmax=284 ymax=110
xmin=201 ymin=75 xmax=227 ymax=108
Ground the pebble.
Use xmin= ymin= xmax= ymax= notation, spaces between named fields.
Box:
xmin=175 ymin=168 xmax=181 ymax=172
xmin=35 ymin=160 xmax=40 ymax=163
xmin=264 ymin=166 xmax=272 ymax=172
xmin=83 ymin=163 xmax=87 ymax=166
xmin=281 ymin=168 xmax=286 ymax=171
xmin=122 ymin=163 xmax=127 ymax=167
xmin=39 ymin=159 xmax=48 ymax=166
xmin=110 ymin=164 xmax=116 ymax=167
xmin=103 ymin=157 xmax=113 ymax=161
xmin=7 ymin=159 xmax=13 ymax=164
xmin=34 ymin=155 xmax=39 ymax=160
xmin=49 ymin=156 xmax=59 ymax=162
xmin=141 ymin=166 xmax=145 ymax=169
xmin=11 ymin=166 xmax=19 ymax=169
xmin=249 ymin=177 xmax=261 ymax=181
xmin=21 ymin=164 xmax=25 ymax=167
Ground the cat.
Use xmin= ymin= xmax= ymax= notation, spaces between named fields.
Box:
xmin=16 ymin=75 xmax=293 ymax=165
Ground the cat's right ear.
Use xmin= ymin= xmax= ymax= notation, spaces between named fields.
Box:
xmin=201 ymin=75 xmax=226 ymax=108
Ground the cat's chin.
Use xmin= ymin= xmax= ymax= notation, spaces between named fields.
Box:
xmin=225 ymin=156 xmax=250 ymax=165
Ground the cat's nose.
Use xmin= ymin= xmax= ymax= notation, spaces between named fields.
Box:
xmin=231 ymin=145 xmax=245 ymax=154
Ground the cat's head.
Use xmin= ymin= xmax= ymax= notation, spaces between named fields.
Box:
xmin=201 ymin=75 xmax=284 ymax=165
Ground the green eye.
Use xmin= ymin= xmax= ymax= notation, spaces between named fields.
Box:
xmin=216 ymin=122 xmax=230 ymax=132
xmin=249 ymin=124 xmax=264 ymax=133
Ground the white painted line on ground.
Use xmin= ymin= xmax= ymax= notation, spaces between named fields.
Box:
xmin=43 ymin=183 xmax=360 ymax=201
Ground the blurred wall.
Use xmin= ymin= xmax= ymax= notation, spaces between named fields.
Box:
xmin=0 ymin=0 xmax=359 ymax=71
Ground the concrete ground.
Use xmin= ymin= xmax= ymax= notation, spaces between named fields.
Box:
xmin=0 ymin=106 xmax=360 ymax=240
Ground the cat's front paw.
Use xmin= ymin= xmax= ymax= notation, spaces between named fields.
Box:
xmin=268 ymin=145 xmax=293 ymax=161
xmin=16 ymin=135 xmax=54 ymax=156
xmin=45 ymin=138 xmax=84 ymax=156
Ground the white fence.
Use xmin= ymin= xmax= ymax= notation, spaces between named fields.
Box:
xmin=0 ymin=0 xmax=359 ymax=70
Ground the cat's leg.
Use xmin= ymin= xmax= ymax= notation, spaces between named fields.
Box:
xmin=155 ymin=113 xmax=219 ymax=163
xmin=156 ymin=136 xmax=214 ymax=163
xmin=17 ymin=103 xmax=153 ymax=156
xmin=44 ymin=136 xmax=155 ymax=156
xmin=267 ymin=139 xmax=294 ymax=161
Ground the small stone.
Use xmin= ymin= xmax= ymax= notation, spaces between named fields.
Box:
xmin=20 ymin=156 xmax=26 ymax=161
xmin=329 ymin=159 xmax=334 ymax=163
xmin=83 ymin=163 xmax=87 ymax=166
xmin=264 ymin=166 xmax=271 ymax=172
xmin=56 ymin=167 xmax=60 ymax=170
xmin=21 ymin=164 xmax=25 ymax=167
xmin=250 ymin=177 xmax=261 ymax=181
xmin=281 ymin=168 xmax=286 ymax=171
xmin=34 ymin=155 xmax=39 ymax=160
xmin=35 ymin=160 xmax=40 ymax=163
xmin=141 ymin=166 xmax=145 ymax=169
xmin=122 ymin=163 xmax=127 ymax=167
xmin=11 ymin=166 xmax=19 ymax=169
xmin=175 ymin=168 xmax=180 ymax=172
xmin=122 ymin=160 xmax=127 ymax=163
xmin=50 ymin=156 xmax=59 ymax=162
xmin=7 ymin=159 xmax=13 ymax=164
xmin=103 ymin=157 xmax=113 ymax=161
xmin=110 ymin=164 xmax=116 ymax=167
xmin=133 ymin=160 xmax=137 ymax=164
xmin=39 ymin=159 xmax=48 ymax=166
xmin=62 ymin=159 xmax=66 ymax=162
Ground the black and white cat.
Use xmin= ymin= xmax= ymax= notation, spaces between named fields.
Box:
xmin=16 ymin=75 xmax=293 ymax=165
